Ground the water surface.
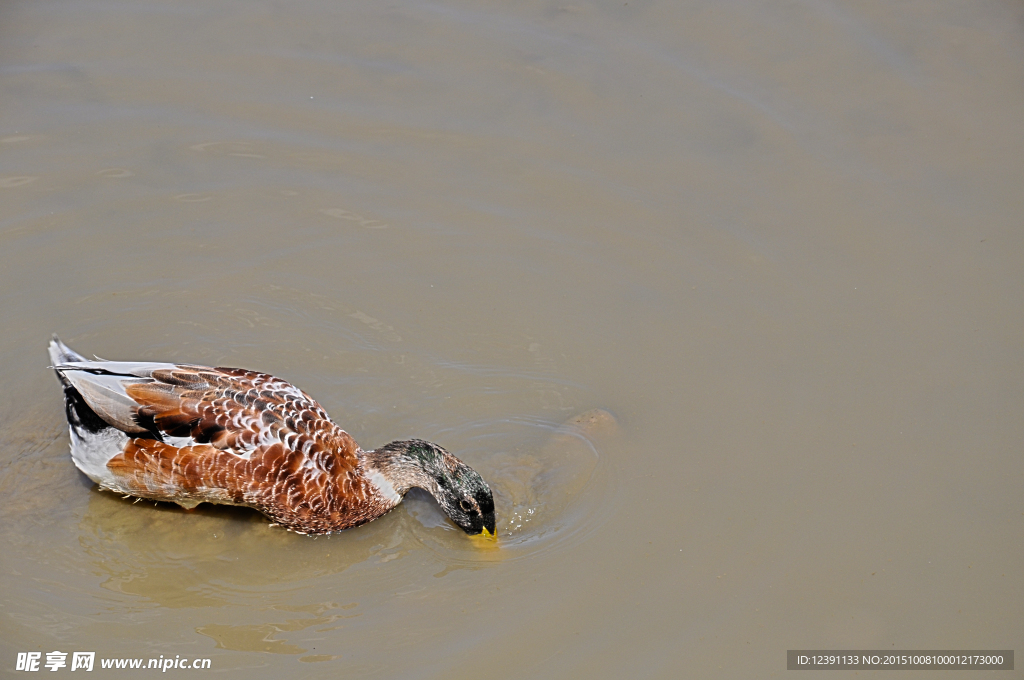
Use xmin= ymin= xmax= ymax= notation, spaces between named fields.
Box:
xmin=1 ymin=1 xmax=1022 ymax=677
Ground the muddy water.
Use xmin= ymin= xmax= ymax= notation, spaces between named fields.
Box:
xmin=1 ymin=1 xmax=1022 ymax=677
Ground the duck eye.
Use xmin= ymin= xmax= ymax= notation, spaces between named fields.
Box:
xmin=459 ymin=499 xmax=473 ymax=513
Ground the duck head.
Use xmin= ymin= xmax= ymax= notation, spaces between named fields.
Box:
xmin=369 ymin=439 xmax=496 ymax=537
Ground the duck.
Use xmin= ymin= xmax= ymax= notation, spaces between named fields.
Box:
xmin=47 ymin=336 xmax=495 ymax=537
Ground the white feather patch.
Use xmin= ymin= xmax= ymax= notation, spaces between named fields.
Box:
xmin=69 ymin=426 xmax=129 ymax=486
xmin=366 ymin=469 xmax=402 ymax=504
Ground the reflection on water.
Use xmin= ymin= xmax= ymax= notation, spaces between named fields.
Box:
xmin=70 ymin=407 xmax=617 ymax=605
xmin=416 ymin=409 xmax=618 ymax=564
xmin=1 ymin=399 xmax=618 ymax=655
xmin=197 ymin=601 xmax=357 ymax=656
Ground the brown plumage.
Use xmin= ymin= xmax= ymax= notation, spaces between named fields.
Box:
xmin=48 ymin=337 xmax=496 ymax=536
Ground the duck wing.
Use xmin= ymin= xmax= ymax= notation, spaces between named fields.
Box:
xmin=54 ymin=359 xmax=368 ymax=531
xmin=54 ymin=360 xmax=350 ymax=454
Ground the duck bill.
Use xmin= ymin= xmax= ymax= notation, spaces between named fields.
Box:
xmin=470 ymin=525 xmax=498 ymax=543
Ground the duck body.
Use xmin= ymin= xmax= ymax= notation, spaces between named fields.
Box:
xmin=48 ymin=336 xmax=495 ymax=536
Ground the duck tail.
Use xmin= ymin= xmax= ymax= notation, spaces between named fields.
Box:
xmin=48 ymin=335 xmax=110 ymax=435
xmin=48 ymin=334 xmax=87 ymax=368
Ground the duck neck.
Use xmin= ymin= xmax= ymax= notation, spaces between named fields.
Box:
xmin=361 ymin=441 xmax=440 ymax=502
